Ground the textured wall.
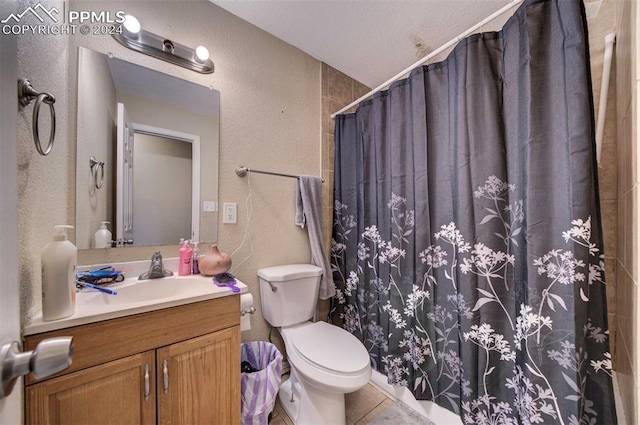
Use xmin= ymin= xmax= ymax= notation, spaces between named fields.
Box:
xmin=17 ymin=0 xmax=72 ymax=324
xmin=614 ymin=0 xmax=640 ymax=421
xmin=17 ymin=0 xmax=321 ymax=350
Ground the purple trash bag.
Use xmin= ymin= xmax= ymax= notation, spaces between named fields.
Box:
xmin=241 ymin=341 xmax=283 ymax=425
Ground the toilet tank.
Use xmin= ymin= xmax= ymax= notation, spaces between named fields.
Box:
xmin=258 ymin=264 xmax=323 ymax=327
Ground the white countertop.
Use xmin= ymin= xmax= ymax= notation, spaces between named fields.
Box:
xmin=25 ymin=266 xmax=247 ymax=335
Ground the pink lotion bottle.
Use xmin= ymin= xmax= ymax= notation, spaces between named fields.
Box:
xmin=178 ymin=239 xmax=193 ymax=276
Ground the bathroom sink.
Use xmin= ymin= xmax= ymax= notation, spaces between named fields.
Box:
xmin=24 ymin=258 xmax=247 ymax=335
xmin=77 ymin=275 xmax=228 ymax=305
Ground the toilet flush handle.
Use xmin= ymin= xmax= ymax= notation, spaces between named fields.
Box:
xmin=267 ymin=281 xmax=277 ymax=292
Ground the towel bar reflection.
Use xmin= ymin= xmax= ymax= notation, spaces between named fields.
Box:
xmin=18 ymin=79 xmax=56 ymax=156
xmin=89 ymin=157 xmax=105 ymax=190
xmin=235 ymin=166 xmax=325 ymax=183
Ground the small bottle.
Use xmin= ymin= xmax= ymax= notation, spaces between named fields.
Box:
xmin=93 ymin=221 xmax=112 ymax=249
xmin=192 ymin=242 xmax=200 ymax=275
xmin=41 ymin=225 xmax=77 ymax=321
xmin=178 ymin=239 xmax=193 ymax=276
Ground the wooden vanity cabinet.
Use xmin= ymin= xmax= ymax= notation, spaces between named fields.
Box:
xmin=24 ymin=296 xmax=241 ymax=425
xmin=26 ymin=351 xmax=156 ymax=424
xmin=157 ymin=328 xmax=240 ymax=425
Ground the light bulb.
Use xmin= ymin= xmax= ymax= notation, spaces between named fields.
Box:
xmin=195 ymin=45 xmax=209 ymax=62
xmin=123 ymin=15 xmax=141 ymax=35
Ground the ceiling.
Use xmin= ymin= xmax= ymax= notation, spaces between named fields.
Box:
xmin=210 ymin=0 xmax=519 ymax=89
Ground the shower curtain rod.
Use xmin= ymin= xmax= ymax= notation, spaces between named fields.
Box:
xmin=235 ymin=165 xmax=325 ymax=182
xmin=331 ymin=0 xmax=524 ymax=118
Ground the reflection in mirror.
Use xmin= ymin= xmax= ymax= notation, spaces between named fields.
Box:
xmin=75 ymin=47 xmax=219 ymax=249
xmin=133 ymin=132 xmax=192 ymax=245
xmin=126 ymin=126 xmax=198 ymax=246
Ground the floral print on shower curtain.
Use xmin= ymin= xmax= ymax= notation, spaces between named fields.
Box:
xmin=331 ymin=1 xmax=617 ymax=424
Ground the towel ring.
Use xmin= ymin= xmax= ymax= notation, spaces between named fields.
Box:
xmin=18 ymin=79 xmax=56 ymax=156
xmin=89 ymin=157 xmax=105 ymax=189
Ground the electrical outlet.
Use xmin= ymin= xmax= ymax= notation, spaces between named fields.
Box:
xmin=223 ymin=203 xmax=237 ymax=224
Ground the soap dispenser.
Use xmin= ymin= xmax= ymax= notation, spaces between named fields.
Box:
xmin=93 ymin=221 xmax=112 ymax=249
xmin=41 ymin=225 xmax=77 ymax=321
xmin=178 ymin=239 xmax=193 ymax=276
xmin=192 ymin=241 xmax=200 ymax=275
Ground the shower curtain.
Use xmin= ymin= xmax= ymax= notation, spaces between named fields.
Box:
xmin=331 ymin=0 xmax=616 ymax=424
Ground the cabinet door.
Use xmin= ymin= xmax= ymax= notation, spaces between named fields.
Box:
xmin=26 ymin=351 xmax=156 ymax=425
xmin=157 ymin=327 xmax=240 ymax=425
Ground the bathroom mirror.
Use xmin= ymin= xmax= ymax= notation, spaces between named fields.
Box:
xmin=75 ymin=47 xmax=219 ymax=249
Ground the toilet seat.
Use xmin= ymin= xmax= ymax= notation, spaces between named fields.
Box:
xmin=288 ymin=322 xmax=370 ymax=375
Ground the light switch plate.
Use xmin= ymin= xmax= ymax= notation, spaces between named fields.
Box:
xmin=203 ymin=201 xmax=217 ymax=212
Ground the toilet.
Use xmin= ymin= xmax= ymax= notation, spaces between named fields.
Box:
xmin=258 ymin=264 xmax=372 ymax=425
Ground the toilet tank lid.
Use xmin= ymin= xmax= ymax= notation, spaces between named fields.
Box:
xmin=257 ymin=264 xmax=322 ymax=281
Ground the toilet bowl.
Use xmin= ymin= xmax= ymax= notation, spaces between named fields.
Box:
xmin=258 ymin=264 xmax=372 ymax=425
xmin=278 ymin=321 xmax=371 ymax=424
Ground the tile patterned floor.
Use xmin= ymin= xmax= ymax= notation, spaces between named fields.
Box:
xmin=271 ymin=375 xmax=627 ymax=425
xmin=269 ymin=383 xmax=393 ymax=425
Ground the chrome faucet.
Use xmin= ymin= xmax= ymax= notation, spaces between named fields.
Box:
xmin=139 ymin=251 xmax=173 ymax=280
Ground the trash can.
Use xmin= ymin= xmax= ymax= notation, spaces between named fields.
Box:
xmin=240 ymin=341 xmax=283 ymax=425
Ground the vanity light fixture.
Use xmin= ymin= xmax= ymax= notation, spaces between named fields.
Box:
xmin=113 ymin=15 xmax=214 ymax=74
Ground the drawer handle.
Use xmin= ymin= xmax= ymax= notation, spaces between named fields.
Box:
xmin=163 ymin=359 xmax=169 ymax=395
xmin=144 ymin=364 xmax=150 ymax=401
